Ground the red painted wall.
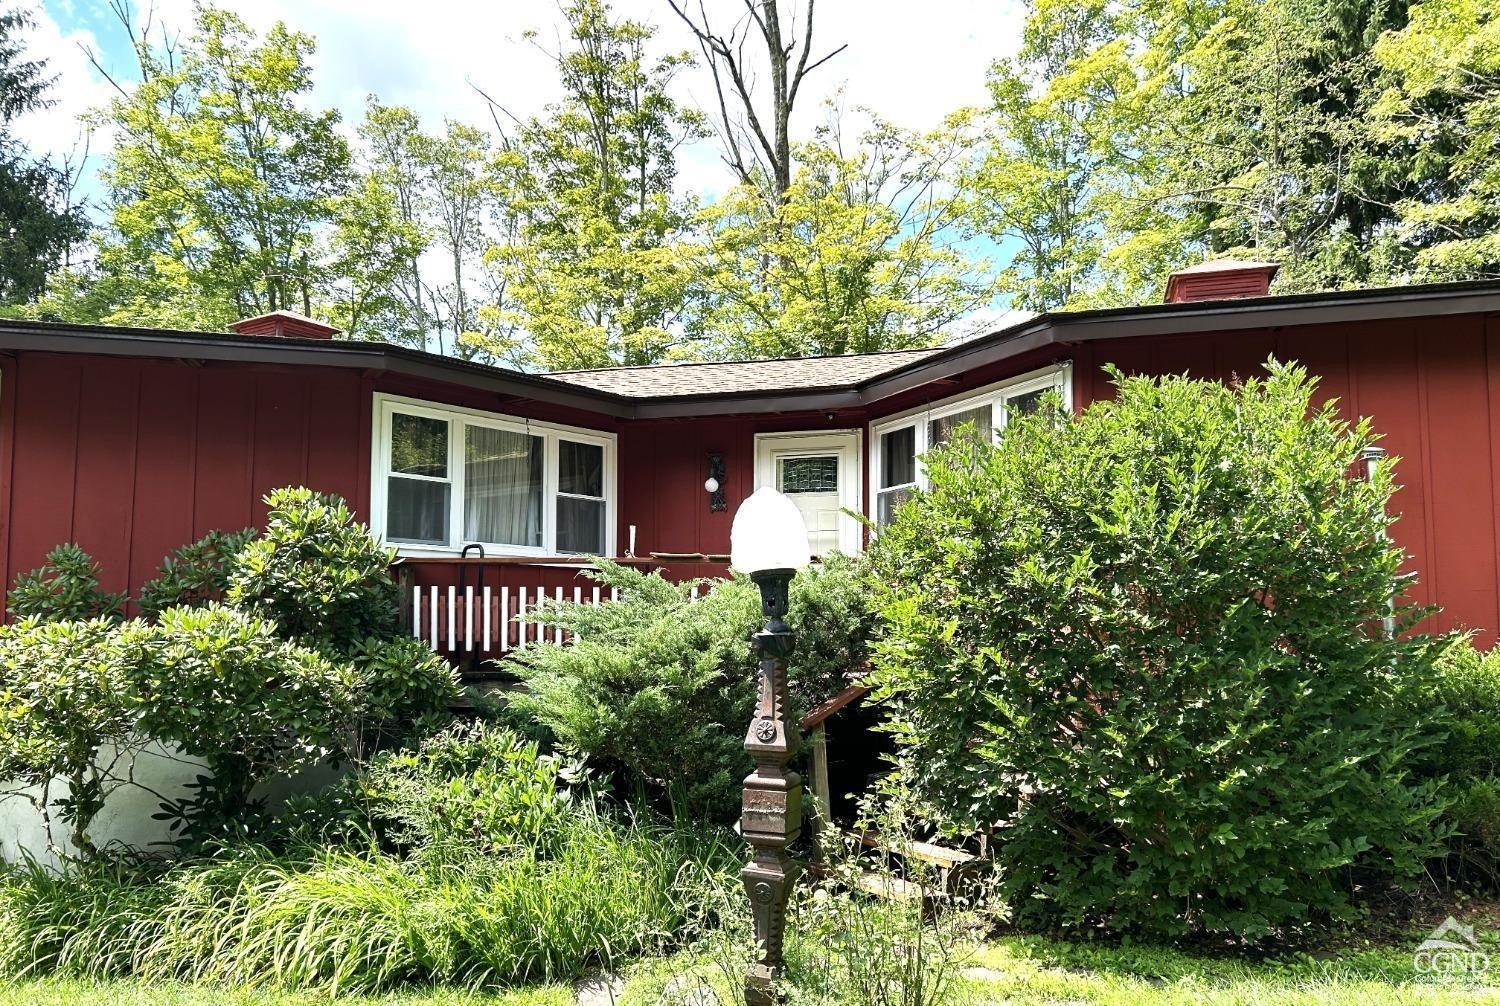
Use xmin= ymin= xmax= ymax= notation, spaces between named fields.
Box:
xmin=0 ymin=352 xmax=620 ymax=609
xmin=6 ymin=308 xmax=1500 ymax=646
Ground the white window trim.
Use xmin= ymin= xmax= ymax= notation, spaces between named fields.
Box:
xmin=370 ymin=393 xmax=617 ymax=558
xmin=868 ymin=363 xmax=1072 ymax=525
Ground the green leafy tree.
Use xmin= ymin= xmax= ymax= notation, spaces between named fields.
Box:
xmin=698 ymin=116 xmax=990 ymax=359
xmin=0 ymin=6 xmax=85 ymax=305
xmin=486 ymin=0 xmax=707 ymax=370
xmin=1369 ymin=0 xmax=1500 ymax=280
xmin=869 ymin=363 xmax=1450 ymax=940
xmin=966 ymin=0 xmax=1121 ymax=311
xmin=80 ymin=6 xmax=352 ymax=328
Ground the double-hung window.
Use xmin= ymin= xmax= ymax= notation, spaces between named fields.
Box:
xmin=871 ymin=366 xmax=1070 ymax=528
xmin=373 ymin=395 xmax=615 ymax=556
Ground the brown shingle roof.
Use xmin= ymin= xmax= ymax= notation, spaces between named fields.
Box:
xmin=547 ymin=347 xmax=943 ymax=398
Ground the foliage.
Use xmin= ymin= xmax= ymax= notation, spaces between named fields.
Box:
xmin=123 ymin=605 xmax=357 ymax=842
xmin=1410 ymin=638 xmax=1500 ymax=886
xmin=343 ymin=635 xmax=458 ymax=753
xmin=354 ymin=721 xmax=577 ymax=860
xmin=0 ymin=618 xmax=133 ymax=853
xmin=7 ymin=544 xmax=126 ymax=623
xmin=696 ymin=119 xmax=991 ymax=360
xmin=0 ymin=6 xmax=85 ymax=306
xmin=227 ymin=487 xmax=400 ymax=656
xmin=137 ymin=528 xmax=256 ymax=621
xmin=486 ymin=0 xmax=708 ymax=370
xmin=0 ymin=757 xmax=735 ymax=993
xmin=868 ymin=363 xmax=1451 ymax=941
xmin=975 ymin=0 xmax=1425 ymax=308
xmin=72 ymin=5 xmax=354 ymax=328
xmin=1370 ymin=0 xmax=1500 ymax=280
xmin=513 ymin=555 xmax=873 ymax=821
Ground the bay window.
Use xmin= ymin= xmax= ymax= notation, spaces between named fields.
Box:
xmin=373 ymin=394 xmax=615 ymax=555
xmin=870 ymin=365 xmax=1070 ymax=527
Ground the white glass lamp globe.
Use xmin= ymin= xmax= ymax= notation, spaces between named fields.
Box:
xmin=730 ymin=487 xmax=812 ymax=574
xmin=704 ymin=476 xmax=721 ymax=494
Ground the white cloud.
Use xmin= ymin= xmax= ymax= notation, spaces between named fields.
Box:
xmin=27 ymin=0 xmax=1024 ymax=197
xmin=9 ymin=5 xmax=115 ymax=173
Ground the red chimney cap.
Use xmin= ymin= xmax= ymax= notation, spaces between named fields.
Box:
xmin=1164 ymin=259 xmax=1280 ymax=304
xmin=228 ymin=310 xmax=341 ymax=340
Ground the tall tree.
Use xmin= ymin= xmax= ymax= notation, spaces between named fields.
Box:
xmin=696 ymin=113 xmax=992 ymax=359
xmin=1369 ymin=0 xmax=1500 ymax=280
xmin=0 ymin=6 xmax=85 ymax=305
xmin=83 ymin=5 xmax=352 ymax=329
xmin=966 ymin=0 xmax=1123 ymax=311
xmin=484 ymin=0 xmax=706 ymax=370
xmin=666 ymin=0 xmax=845 ymax=206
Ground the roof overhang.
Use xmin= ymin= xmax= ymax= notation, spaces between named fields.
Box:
xmin=5 ymin=279 xmax=1500 ymax=421
xmin=0 ymin=321 xmax=637 ymax=418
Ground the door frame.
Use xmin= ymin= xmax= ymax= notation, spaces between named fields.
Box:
xmin=752 ymin=430 xmax=864 ymax=555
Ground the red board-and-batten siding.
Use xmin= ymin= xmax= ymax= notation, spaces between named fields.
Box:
xmin=2 ymin=308 xmax=1500 ymax=646
xmin=0 ymin=351 xmax=620 ymax=609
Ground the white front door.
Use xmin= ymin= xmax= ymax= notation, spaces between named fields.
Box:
xmin=754 ymin=431 xmax=862 ymax=558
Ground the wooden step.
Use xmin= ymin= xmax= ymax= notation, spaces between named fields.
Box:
xmin=857 ymin=831 xmax=979 ymax=868
xmin=848 ymin=870 xmax=926 ymax=902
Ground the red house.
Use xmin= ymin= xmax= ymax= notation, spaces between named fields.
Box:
xmin=3 ymin=262 xmax=1500 ymax=656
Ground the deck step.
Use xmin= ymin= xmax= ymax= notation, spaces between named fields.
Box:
xmin=848 ymin=870 xmax=926 ymax=902
xmin=857 ymin=831 xmax=979 ymax=868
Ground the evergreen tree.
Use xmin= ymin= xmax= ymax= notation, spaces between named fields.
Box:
xmin=0 ymin=6 xmax=84 ymax=306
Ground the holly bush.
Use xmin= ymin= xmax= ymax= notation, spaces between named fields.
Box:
xmin=868 ymin=362 xmax=1451 ymax=941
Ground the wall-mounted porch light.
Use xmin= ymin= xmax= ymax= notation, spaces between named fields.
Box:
xmin=706 ymin=451 xmax=727 ymax=511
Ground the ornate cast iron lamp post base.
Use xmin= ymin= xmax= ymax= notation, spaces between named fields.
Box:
xmin=742 ymin=567 xmax=801 ymax=1006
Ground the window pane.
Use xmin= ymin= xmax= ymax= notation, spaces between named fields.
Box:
xmin=464 ymin=425 xmax=543 ymax=547
xmin=881 ymin=426 xmax=916 ymax=489
xmin=876 ymin=486 xmax=914 ymax=527
xmin=1005 ymin=389 xmax=1049 ymax=419
xmin=390 ymin=413 xmax=448 ymax=477
xmin=929 ymin=404 xmax=993 ymax=446
xmin=557 ymin=496 xmax=605 ymax=554
xmin=559 ymin=440 xmax=604 ymax=497
xmin=779 ymin=456 xmax=838 ymax=494
xmin=387 ymin=477 xmax=450 ymax=544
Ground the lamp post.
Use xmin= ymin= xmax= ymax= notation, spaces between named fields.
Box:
xmin=730 ymin=487 xmax=811 ymax=1006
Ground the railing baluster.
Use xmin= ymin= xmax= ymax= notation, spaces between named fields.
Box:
xmin=429 ymin=586 xmax=438 ymax=650
xmin=482 ymin=586 xmax=492 ymax=652
xmin=518 ymin=586 xmax=528 ymax=650
xmin=555 ymin=586 xmax=564 ymax=644
xmin=464 ymin=585 xmax=474 ymax=651
xmin=447 ymin=585 xmax=456 ymax=651
xmin=500 ymin=586 xmax=511 ymax=653
xmin=411 ymin=586 xmax=422 ymax=639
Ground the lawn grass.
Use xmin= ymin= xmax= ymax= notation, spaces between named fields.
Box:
xmin=0 ymin=979 xmax=574 ymax=1005
xmin=6 ymin=927 xmax=1499 ymax=1005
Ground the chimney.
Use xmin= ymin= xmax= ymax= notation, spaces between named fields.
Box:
xmin=228 ymin=310 xmax=341 ymax=341
xmin=1164 ymin=260 xmax=1280 ymax=304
